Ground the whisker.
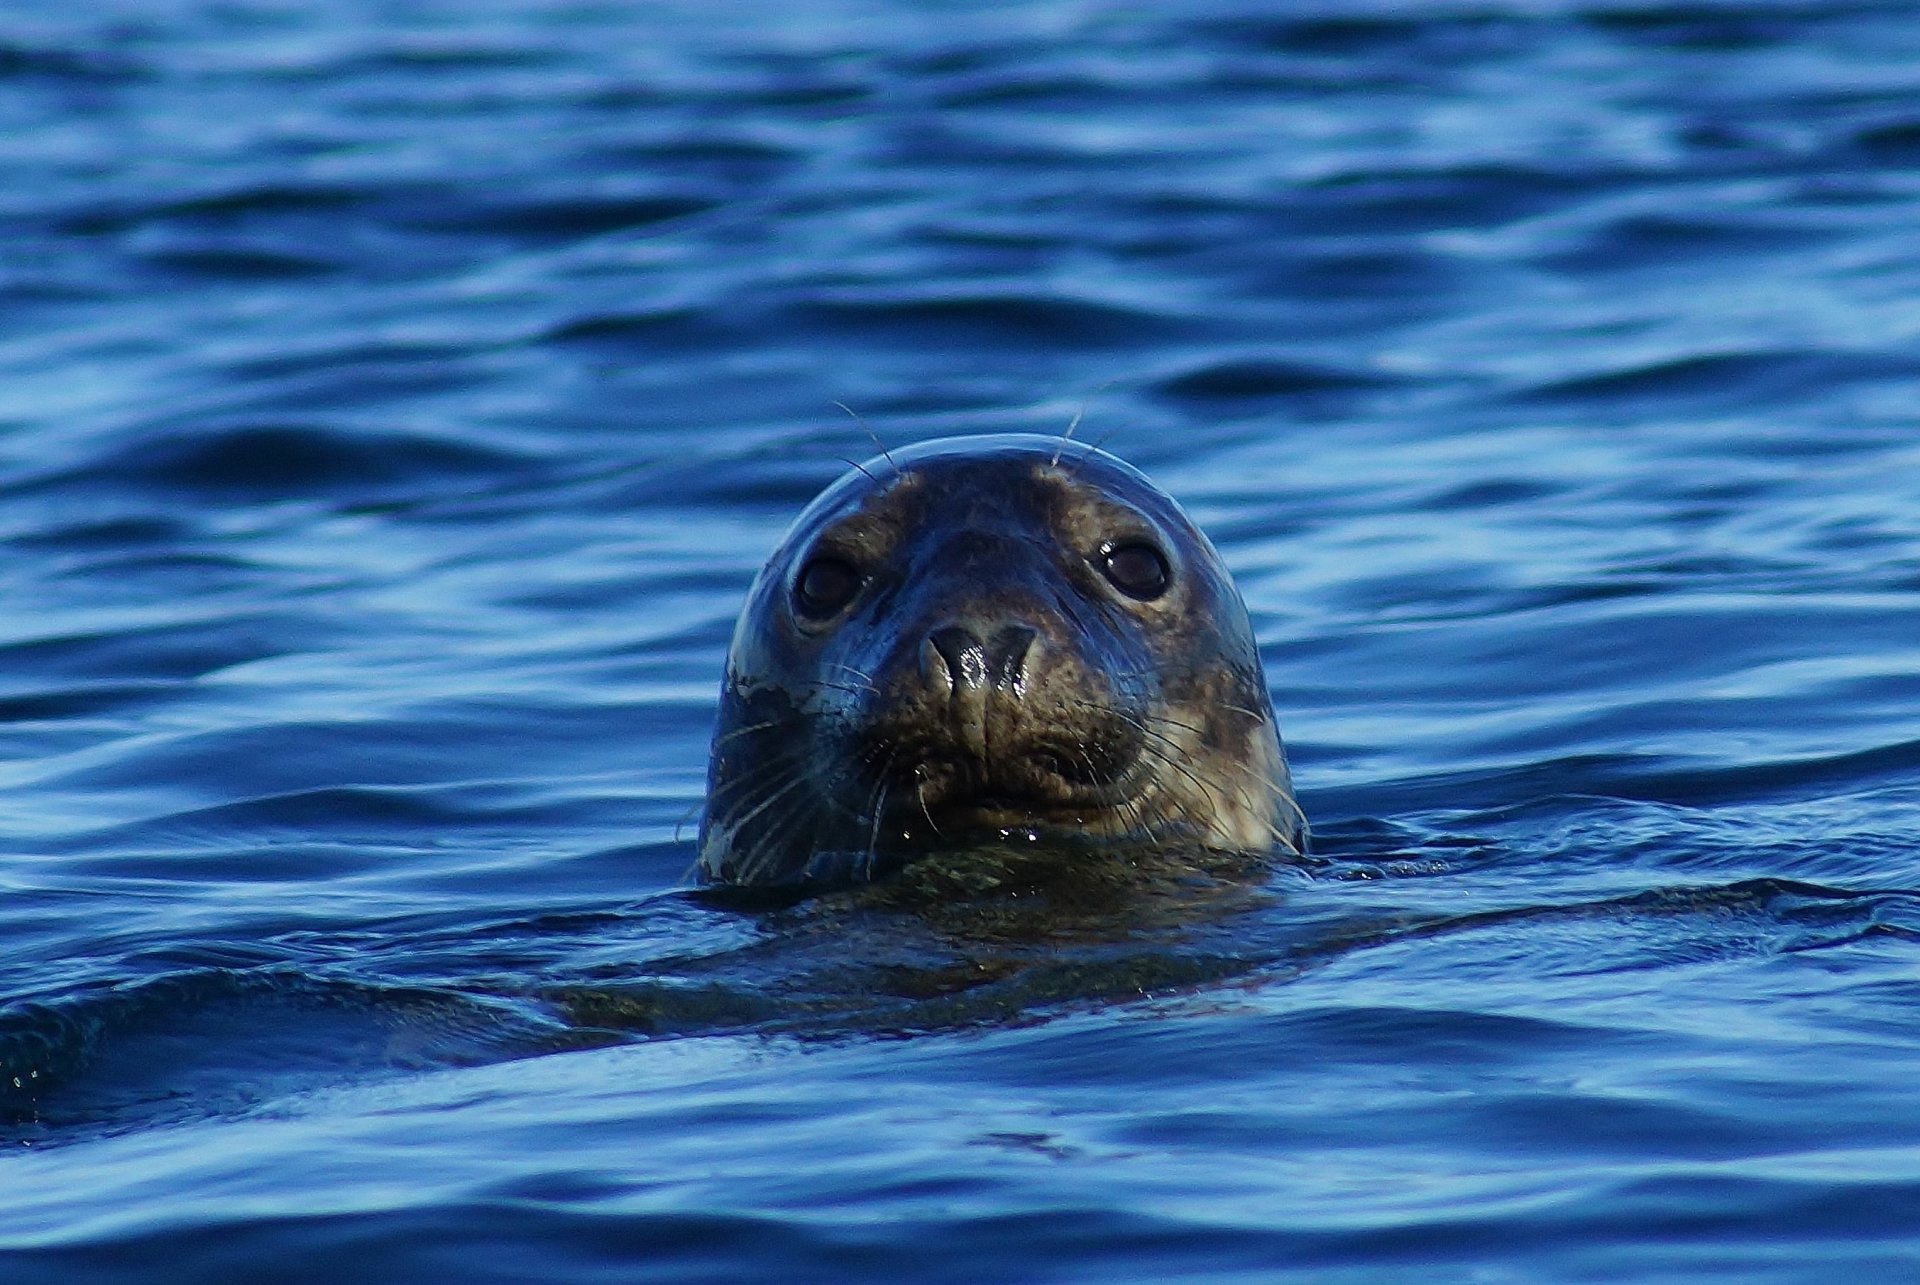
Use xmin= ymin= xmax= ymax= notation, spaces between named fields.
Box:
xmin=733 ymin=791 xmax=816 ymax=885
xmin=811 ymin=668 xmax=879 ymax=697
xmin=714 ymin=771 xmax=815 ymax=839
xmin=915 ymin=767 xmax=945 ymax=839
xmin=859 ymin=748 xmax=900 ymax=883
xmin=702 ymin=755 xmax=808 ymax=809
xmin=673 ymin=798 xmax=702 ymax=845
xmin=833 ymin=401 xmax=897 ymax=477
xmin=706 ymin=717 xmax=784 ymax=752
xmin=1117 ymin=716 xmax=1300 ymax=853
xmin=1053 ymin=380 xmax=1117 ymax=472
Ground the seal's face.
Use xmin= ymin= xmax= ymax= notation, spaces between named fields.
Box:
xmin=699 ymin=434 xmax=1301 ymax=887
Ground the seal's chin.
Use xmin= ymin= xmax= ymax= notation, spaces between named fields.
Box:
xmin=874 ymin=799 xmax=1134 ymax=857
xmin=919 ymin=796 xmax=1099 ymax=840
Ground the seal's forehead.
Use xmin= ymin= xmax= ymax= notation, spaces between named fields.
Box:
xmin=879 ymin=432 xmax=1147 ymax=486
xmin=780 ymin=434 xmax=1191 ymax=557
xmin=845 ymin=433 xmax=1175 ymax=514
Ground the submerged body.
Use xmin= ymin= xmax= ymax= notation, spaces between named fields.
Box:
xmin=698 ymin=434 xmax=1302 ymax=887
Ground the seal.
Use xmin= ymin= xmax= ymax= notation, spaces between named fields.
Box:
xmin=697 ymin=433 xmax=1303 ymax=887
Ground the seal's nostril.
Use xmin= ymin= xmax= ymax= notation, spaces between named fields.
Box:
xmin=991 ymin=625 xmax=1038 ymax=687
xmin=925 ymin=625 xmax=989 ymax=695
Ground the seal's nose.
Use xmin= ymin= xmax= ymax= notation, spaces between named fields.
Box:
xmin=924 ymin=624 xmax=1037 ymax=695
xmin=922 ymin=623 xmax=1039 ymax=764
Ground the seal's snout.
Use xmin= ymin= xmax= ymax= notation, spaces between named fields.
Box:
xmin=920 ymin=621 xmax=1039 ymax=764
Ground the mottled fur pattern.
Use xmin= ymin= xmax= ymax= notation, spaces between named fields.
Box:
xmin=699 ymin=434 xmax=1303 ymax=887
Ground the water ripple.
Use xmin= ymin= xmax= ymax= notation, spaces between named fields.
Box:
xmin=5 ymin=0 xmax=1920 ymax=1279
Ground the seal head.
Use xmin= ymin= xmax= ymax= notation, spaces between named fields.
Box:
xmin=698 ymin=434 xmax=1302 ymax=887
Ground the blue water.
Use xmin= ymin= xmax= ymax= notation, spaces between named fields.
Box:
xmin=5 ymin=0 xmax=1920 ymax=1279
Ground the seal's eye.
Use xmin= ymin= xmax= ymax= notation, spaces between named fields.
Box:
xmin=1100 ymin=541 xmax=1171 ymax=600
xmin=794 ymin=555 xmax=862 ymax=618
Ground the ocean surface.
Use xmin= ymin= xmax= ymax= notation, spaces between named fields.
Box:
xmin=4 ymin=1 xmax=1920 ymax=1279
